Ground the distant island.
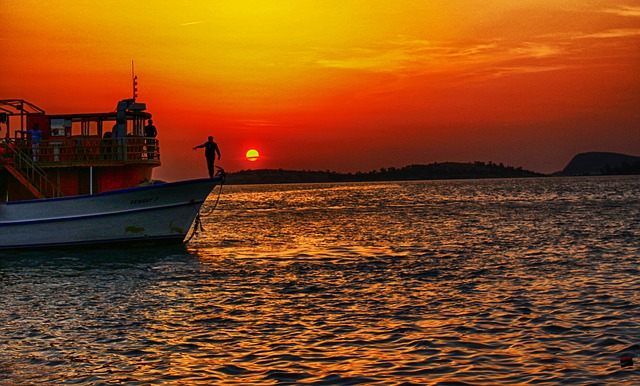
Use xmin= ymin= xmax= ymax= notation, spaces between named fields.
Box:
xmin=225 ymin=161 xmax=545 ymax=185
xmin=556 ymin=152 xmax=640 ymax=176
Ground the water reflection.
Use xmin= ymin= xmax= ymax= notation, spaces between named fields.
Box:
xmin=1 ymin=177 xmax=639 ymax=384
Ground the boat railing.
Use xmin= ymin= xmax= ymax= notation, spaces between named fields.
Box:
xmin=8 ymin=136 xmax=160 ymax=166
xmin=0 ymin=138 xmax=64 ymax=198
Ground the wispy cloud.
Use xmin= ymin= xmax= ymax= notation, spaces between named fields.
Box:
xmin=239 ymin=119 xmax=285 ymax=128
xmin=601 ymin=5 xmax=640 ymax=17
xmin=311 ymin=36 xmax=567 ymax=79
xmin=510 ymin=43 xmax=564 ymax=59
xmin=486 ymin=65 xmax=571 ymax=79
xmin=180 ymin=21 xmax=206 ymax=26
xmin=313 ymin=38 xmax=431 ymax=74
xmin=303 ymin=5 xmax=640 ymax=91
xmin=309 ymin=17 xmax=640 ymax=83
xmin=312 ymin=38 xmax=502 ymax=75
xmin=577 ymin=28 xmax=640 ymax=39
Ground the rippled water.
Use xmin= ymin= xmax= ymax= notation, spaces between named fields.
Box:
xmin=1 ymin=176 xmax=639 ymax=385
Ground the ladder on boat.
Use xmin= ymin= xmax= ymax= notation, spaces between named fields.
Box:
xmin=0 ymin=138 xmax=64 ymax=199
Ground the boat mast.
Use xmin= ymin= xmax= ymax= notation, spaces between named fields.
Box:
xmin=132 ymin=60 xmax=138 ymax=102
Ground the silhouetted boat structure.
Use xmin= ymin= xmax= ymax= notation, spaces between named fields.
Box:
xmin=0 ymin=97 xmax=222 ymax=249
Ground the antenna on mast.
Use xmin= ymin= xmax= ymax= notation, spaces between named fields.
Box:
xmin=132 ymin=60 xmax=138 ymax=101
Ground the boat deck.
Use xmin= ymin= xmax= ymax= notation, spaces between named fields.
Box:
xmin=5 ymin=137 xmax=161 ymax=168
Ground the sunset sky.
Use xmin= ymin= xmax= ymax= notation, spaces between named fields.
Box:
xmin=1 ymin=1 xmax=639 ymax=180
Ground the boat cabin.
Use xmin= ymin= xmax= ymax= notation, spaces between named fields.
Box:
xmin=0 ymin=98 xmax=161 ymax=202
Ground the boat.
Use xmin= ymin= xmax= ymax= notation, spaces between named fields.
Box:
xmin=0 ymin=97 xmax=223 ymax=249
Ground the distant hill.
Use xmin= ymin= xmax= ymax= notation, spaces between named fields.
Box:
xmin=559 ymin=152 xmax=640 ymax=176
xmin=225 ymin=161 xmax=545 ymax=185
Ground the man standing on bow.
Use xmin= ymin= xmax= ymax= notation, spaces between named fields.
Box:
xmin=193 ymin=136 xmax=221 ymax=178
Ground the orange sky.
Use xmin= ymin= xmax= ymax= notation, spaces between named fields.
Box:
xmin=1 ymin=1 xmax=639 ymax=180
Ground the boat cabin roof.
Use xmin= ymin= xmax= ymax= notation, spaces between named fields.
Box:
xmin=1 ymin=99 xmax=152 ymax=139
xmin=0 ymin=99 xmax=46 ymax=116
xmin=0 ymin=99 xmax=151 ymax=121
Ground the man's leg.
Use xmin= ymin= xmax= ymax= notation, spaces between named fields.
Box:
xmin=206 ymin=157 xmax=214 ymax=178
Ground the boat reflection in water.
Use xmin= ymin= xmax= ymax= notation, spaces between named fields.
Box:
xmin=4 ymin=178 xmax=637 ymax=384
xmin=0 ymin=98 xmax=222 ymax=249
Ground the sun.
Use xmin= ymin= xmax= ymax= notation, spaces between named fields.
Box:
xmin=246 ymin=149 xmax=259 ymax=162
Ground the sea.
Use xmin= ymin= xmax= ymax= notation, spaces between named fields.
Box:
xmin=0 ymin=176 xmax=638 ymax=385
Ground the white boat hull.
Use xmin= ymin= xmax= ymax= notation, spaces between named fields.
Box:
xmin=0 ymin=178 xmax=221 ymax=249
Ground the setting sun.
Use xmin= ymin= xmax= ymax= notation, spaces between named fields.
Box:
xmin=246 ymin=149 xmax=259 ymax=162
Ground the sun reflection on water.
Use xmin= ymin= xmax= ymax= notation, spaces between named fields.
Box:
xmin=1 ymin=177 xmax=639 ymax=384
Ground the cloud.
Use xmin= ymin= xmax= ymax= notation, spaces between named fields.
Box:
xmin=308 ymin=19 xmax=638 ymax=86
xmin=601 ymin=5 xmax=640 ymax=17
xmin=239 ymin=119 xmax=287 ymax=128
xmin=313 ymin=38 xmax=433 ymax=73
xmin=577 ymin=28 xmax=640 ymax=39
xmin=312 ymin=38 xmax=502 ymax=75
xmin=510 ymin=42 xmax=564 ymax=59
xmin=180 ymin=21 xmax=206 ymax=26
xmin=487 ymin=65 xmax=571 ymax=79
xmin=311 ymin=36 xmax=566 ymax=79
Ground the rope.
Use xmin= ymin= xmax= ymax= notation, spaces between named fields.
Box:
xmin=185 ymin=167 xmax=226 ymax=243
xmin=184 ymin=210 xmax=204 ymax=244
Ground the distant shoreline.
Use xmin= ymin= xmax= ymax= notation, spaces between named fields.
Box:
xmin=224 ymin=161 xmax=546 ymax=185
xmin=224 ymin=152 xmax=640 ymax=185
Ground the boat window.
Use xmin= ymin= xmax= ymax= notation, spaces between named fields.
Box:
xmin=71 ymin=121 xmax=81 ymax=136
xmin=50 ymin=119 xmax=71 ymax=137
xmin=81 ymin=120 xmax=100 ymax=137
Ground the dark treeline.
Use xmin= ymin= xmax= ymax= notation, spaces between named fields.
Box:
xmin=601 ymin=161 xmax=640 ymax=175
xmin=225 ymin=161 xmax=545 ymax=185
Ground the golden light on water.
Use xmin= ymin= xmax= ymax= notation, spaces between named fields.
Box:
xmin=1 ymin=179 xmax=638 ymax=383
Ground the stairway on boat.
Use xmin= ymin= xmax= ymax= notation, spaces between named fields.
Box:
xmin=0 ymin=138 xmax=63 ymax=199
